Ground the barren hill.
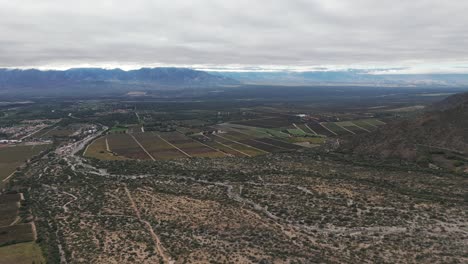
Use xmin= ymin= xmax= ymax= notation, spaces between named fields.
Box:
xmin=342 ymin=92 xmax=468 ymax=160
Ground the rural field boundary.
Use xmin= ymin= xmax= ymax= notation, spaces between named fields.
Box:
xmin=156 ymin=134 xmax=192 ymax=158
xmin=293 ymin=123 xmax=306 ymax=134
xmin=214 ymin=134 xmax=269 ymax=154
xmin=225 ymin=128 xmax=296 ymax=150
xmin=129 ymin=134 xmax=156 ymax=161
xmin=83 ymin=137 xmax=102 ymax=156
xmin=2 ymin=171 xmax=17 ymax=183
xmin=351 ymin=123 xmax=371 ymax=132
xmin=362 ymin=121 xmax=378 ymax=128
xmin=319 ymin=123 xmax=338 ymax=136
xmin=214 ymin=140 xmax=251 ymax=157
xmin=304 ymin=124 xmax=318 ymax=135
xmin=200 ymin=133 xmax=250 ymax=157
xmin=178 ymin=133 xmax=227 ymax=157
xmin=39 ymin=126 xmax=58 ymax=138
xmin=335 ymin=123 xmax=355 ymax=135
xmin=105 ymin=138 xmax=110 ymax=152
xmin=235 ymin=134 xmax=292 ymax=151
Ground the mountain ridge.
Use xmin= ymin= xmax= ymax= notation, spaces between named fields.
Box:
xmin=213 ymin=70 xmax=468 ymax=86
xmin=0 ymin=67 xmax=241 ymax=89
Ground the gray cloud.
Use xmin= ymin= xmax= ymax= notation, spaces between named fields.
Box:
xmin=1 ymin=0 xmax=468 ymax=70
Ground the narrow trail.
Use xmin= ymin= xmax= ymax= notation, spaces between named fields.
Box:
xmin=223 ymin=128 xmax=293 ymax=150
xmin=304 ymin=124 xmax=318 ymax=135
xmin=82 ymin=139 xmax=93 ymax=156
xmin=2 ymin=171 xmax=16 ymax=182
xmin=249 ymin=138 xmax=291 ymax=150
xmin=124 ymin=186 xmax=172 ymax=264
xmin=415 ymin=144 xmax=466 ymax=155
xmin=214 ymin=134 xmax=269 ymax=154
xmin=362 ymin=121 xmax=378 ymax=128
xmin=20 ymin=125 xmax=48 ymax=140
xmin=105 ymin=138 xmax=110 ymax=152
xmin=156 ymin=133 xmax=192 ymax=158
xmin=293 ymin=123 xmax=306 ymax=134
xmin=172 ymin=175 xmax=409 ymax=240
xmin=335 ymin=123 xmax=355 ymax=135
xmin=351 ymin=123 xmax=371 ymax=132
xmin=319 ymin=123 xmax=338 ymax=136
xmin=61 ymin=191 xmax=78 ymax=213
xmin=214 ymin=140 xmax=251 ymax=157
xmin=224 ymin=128 xmax=293 ymax=150
xmin=129 ymin=134 xmax=156 ymax=161
xmin=374 ymin=119 xmax=386 ymax=125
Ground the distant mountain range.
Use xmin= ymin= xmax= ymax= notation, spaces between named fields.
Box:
xmin=2 ymin=67 xmax=468 ymax=98
xmin=213 ymin=70 xmax=468 ymax=86
xmin=0 ymin=68 xmax=240 ymax=90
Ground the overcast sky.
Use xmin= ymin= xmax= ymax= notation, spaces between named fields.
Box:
xmin=1 ymin=0 xmax=468 ymax=73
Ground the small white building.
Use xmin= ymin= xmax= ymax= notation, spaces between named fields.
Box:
xmin=0 ymin=139 xmax=22 ymax=144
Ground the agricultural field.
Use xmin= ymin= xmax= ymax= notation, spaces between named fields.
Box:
xmin=178 ymin=119 xmax=211 ymax=127
xmin=191 ymin=135 xmax=249 ymax=157
xmin=79 ymin=106 xmax=388 ymax=162
xmin=286 ymin=137 xmax=326 ymax=145
xmin=361 ymin=118 xmax=386 ymax=126
xmin=91 ymin=132 xmax=228 ymax=160
xmin=109 ymin=125 xmax=128 ymax=133
xmin=286 ymin=128 xmax=308 ymax=136
xmin=352 ymin=120 xmax=379 ymax=131
xmin=206 ymin=134 xmax=266 ymax=157
xmin=0 ymin=193 xmax=41 ymax=264
xmin=335 ymin=121 xmax=368 ymax=134
xmin=158 ymin=132 xmax=226 ymax=158
xmin=0 ymin=242 xmax=45 ymax=264
xmin=287 ymin=119 xmax=386 ymax=137
xmin=83 ymin=136 xmax=126 ymax=160
xmin=133 ymin=132 xmax=188 ymax=160
xmin=295 ymin=123 xmax=316 ymax=134
xmin=217 ymin=130 xmax=289 ymax=153
xmin=0 ymin=144 xmax=50 ymax=181
xmin=0 ymin=223 xmax=36 ymax=245
xmin=320 ymin=122 xmax=352 ymax=135
xmin=176 ymin=126 xmax=203 ymax=135
xmin=232 ymin=117 xmax=295 ymax=128
xmin=106 ymin=134 xmax=151 ymax=160
xmin=29 ymin=125 xmax=74 ymax=139
xmin=306 ymin=122 xmax=336 ymax=136
xmin=0 ymin=193 xmax=21 ymax=227
xmin=264 ymin=128 xmax=290 ymax=138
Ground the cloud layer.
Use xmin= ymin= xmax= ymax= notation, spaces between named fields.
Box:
xmin=1 ymin=0 xmax=468 ymax=71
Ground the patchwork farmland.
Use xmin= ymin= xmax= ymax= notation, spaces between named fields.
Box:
xmin=0 ymin=193 xmax=43 ymax=264
xmin=232 ymin=117 xmax=295 ymax=128
xmin=86 ymin=132 xmax=228 ymax=160
xmin=318 ymin=118 xmax=385 ymax=136
xmin=83 ymin=117 xmax=386 ymax=161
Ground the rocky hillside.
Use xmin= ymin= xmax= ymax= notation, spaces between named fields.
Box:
xmin=341 ymin=92 xmax=468 ymax=160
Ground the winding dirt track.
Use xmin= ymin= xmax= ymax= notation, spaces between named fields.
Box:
xmin=124 ymin=186 xmax=172 ymax=264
